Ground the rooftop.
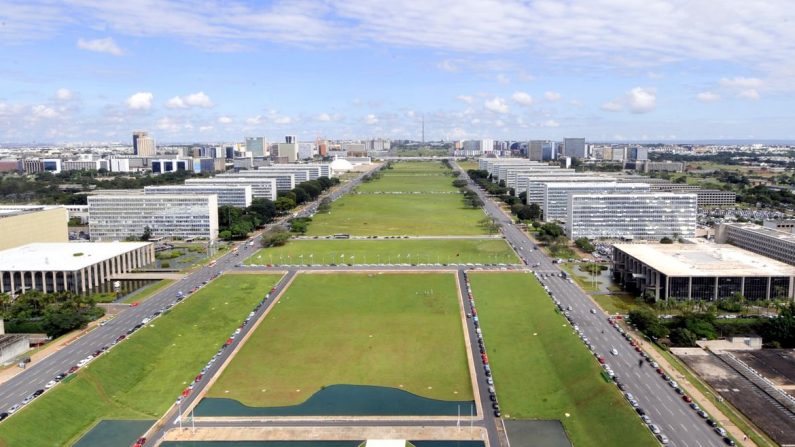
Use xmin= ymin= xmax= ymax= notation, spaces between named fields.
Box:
xmin=725 ymin=222 xmax=795 ymax=244
xmin=0 ymin=242 xmax=151 ymax=272
xmin=0 ymin=205 xmax=59 ymax=218
xmin=614 ymin=242 xmax=795 ymax=277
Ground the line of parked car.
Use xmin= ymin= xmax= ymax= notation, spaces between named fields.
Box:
xmin=462 ymin=271 xmax=500 ymax=418
xmin=607 ymin=316 xmax=738 ymax=446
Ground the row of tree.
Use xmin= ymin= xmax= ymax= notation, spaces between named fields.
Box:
xmin=217 ymin=176 xmax=339 ymax=240
xmin=629 ymin=302 xmax=795 ymax=348
xmin=1 ymin=291 xmax=105 ymax=338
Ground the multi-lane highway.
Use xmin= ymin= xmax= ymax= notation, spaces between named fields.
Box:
xmin=0 ymin=166 xmax=376 ymax=418
xmin=454 ymin=162 xmax=726 ymax=447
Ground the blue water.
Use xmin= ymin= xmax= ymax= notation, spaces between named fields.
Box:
xmin=195 ymin=384 xmax=475 ymax=417
xmin=72 ymin=419 xmax=154 ymax=447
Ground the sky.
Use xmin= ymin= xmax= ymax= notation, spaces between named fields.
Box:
xmin=1 ymin=0 xmax=795 ymax=143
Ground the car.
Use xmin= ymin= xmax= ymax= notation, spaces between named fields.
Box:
xmin=723 ymin=437 xmax=735 ymax=446
xmin=7 ymin=405 xmax=20 ymax=414
xmin=45 ymin=380 xmax=56 ymax=389
xmin=635 ymin=407 xmax=646 ymax=416
xmin=668 ymin=380 xmax=678 ymax=388
xmin=697 ymin=410 xmax=708 ymax=418
xmin=494 ymin=409 xmax=501 ymax=417
xmin=32 ymin=389 xmax=44 ymax=397
xmin=656 ymin=434 xmax=669 ymax=444
xmin=674 ymin=387 xmax=684 ymax=395
xmin=597 ymin=356 xmax=605 ymax=364
xmin=67 ymin=366 xmax=79 ymax=374
xmin=610 ymin=348 xmax=618 ymax=356
xmin=590 ymin=308 xmax=596 ymax=314
xmin=706 ymin=418 xmax=718 ymax=427
xmin=640 ymin=415 xmax=651 ymax=424
xmin=133 ymin=437 xmax=147 ymax=447
xmin=714 ymin=427 xmax=727 ymax=437
xmin=54 ymin=373 xmax=66 ymax=382
xmin=690 ymin=402 xmax=700 ymax=411
xmin=624 ymin=392 xmax=634 ymax=401
xmin=0 ymin=412 xmax=7 ymax=421
xmin=682 ymin=395 xmax=692 ymax=403
xmin=648 ymin=423 xmax=661 ymax=434
xmin=617 ymin=382 xmax=627 ymax=391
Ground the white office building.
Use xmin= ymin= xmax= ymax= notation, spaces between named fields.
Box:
xmin=88 ymin=195 xmax=218 ymax=241
xmin=217 ymin=172 xmax=295 ymax=192
xmin=501 ymin=166 xmax=566 ymax=192
xmin=185 ymin=177 xmax=277 ymax=200
xmin=525 ymin=175 xmax=615 ymax=205
xmin=542 ymin=182 xmax=650 ymax=222
xmin=566 ymin=193 xmax=697 ymax=240
xmin=144 ymin=185 xmax=253 ymax=208
xmin=257 ymin=165 xmax=325 ymax=180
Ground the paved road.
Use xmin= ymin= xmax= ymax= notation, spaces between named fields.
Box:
xmin=453 ymin=162 xmax=725 ymax=447
xmin=0 ymin=166 xmax=375 ymax=418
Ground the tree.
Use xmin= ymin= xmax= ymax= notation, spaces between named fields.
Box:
xmin=275 ymin=196 xmax=296 ymax=212
xmin=452 ymin=179 xmax=468 ymax=188
xmin=670 ymin=328 xmax=697 ymax=347
xmin=292 ymin=186 xmax=310 ymax=204
xmin=261 ymin=229 xmax=291 ymax=247
xmin=249 ymin=198 xmax=276 ymax=224
xmin=762 ymin=302 xmax=795 ymax=348
xmin=537 ymin=222 xmax=564 ymax=242
xmin=574 ymin=237 xmax=595 ymax=253
xmin=317 ymin=197 xmax=332 ymax=213
xmin=141 ymin=226 xmax=153 ymax=241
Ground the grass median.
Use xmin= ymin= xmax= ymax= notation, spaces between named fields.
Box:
xmin=0 ymin=274 xmax=282 ymax=447
xmin=469 ymin=272 xmax=656 ymax=447
xmin=207 ymin=272 xmax=472 ymax=407
xmin=245 ymin=239 xmax=518 ymax=265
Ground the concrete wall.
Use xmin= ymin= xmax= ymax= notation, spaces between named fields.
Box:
xmin=0 ymin=208 xmax=68 ymax=251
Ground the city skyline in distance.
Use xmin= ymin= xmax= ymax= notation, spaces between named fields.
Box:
xmin=1 ymin=0 xmax=795 ymax=143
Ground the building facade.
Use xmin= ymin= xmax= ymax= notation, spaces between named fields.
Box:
xmin=133 ymin=131 xmax=155 ymax=157
xmin=542 ymin=182 xmax=650 ymax=222
xmin=716 ymin=222 xmax=795 ymax=266
xmin=566 ymin=193 xmax=697 ymax=240
xmin=612 ymin=243 xmax=795 ymax=301
xmin=0 ymin=206 xmax=68 ymax=251
xmin=184 ymin=178 xmax=276 ymax=200
xmin=217 ymin=172 xmax=294 ymax=192
xmin=563 ymin=138 xmax=586 ymax=158
xmin=245 ymin=137 xmax=267 ymax=157
xmin=88 ymin=195 xmax=219 ymax=241
xmin=696 ymin=189 xmax=737 ymax=207
xmin=144 ymin=185 xmax=253 ymax=208
xmin=0 ymin=242 xmax=154 ymax=295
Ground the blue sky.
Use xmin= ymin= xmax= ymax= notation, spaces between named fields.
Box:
xmin=1 ymin=0 xmax=794 ymax=143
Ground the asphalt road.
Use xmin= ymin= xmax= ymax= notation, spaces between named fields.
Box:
xmin=0 ymin=167 xmax=374 ymax=419
xmin=453 ymin=162 xmax=725 ymax=447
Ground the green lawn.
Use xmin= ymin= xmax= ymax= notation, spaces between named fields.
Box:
xmin=306 ymin=193 xmax=488 ymax=236
xmin=457 ymin=161 xmax=479 ymax=171
xmin=388 ymin=161 xmax=452 ymax=174
xmin=469 ymin=272 xmax=656 ymax=447
xmin=593 ymin=293 xmax=654 ymax=315
xmin=0 ymin=274 xmax=282 ymax=447
xmin=245 ymin=239 xmax=518 ymax=265
xmin=122 ymin=279 xmax=175 ymax=304
xmin=207 ymin=272 xmax=472 ymax=407
xmin=356 ymin=174 xmax=458 ymax=193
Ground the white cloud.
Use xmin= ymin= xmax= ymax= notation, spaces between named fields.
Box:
xmin=437 ymin=59 xmax=459 ymax=72
xmin=696 ymin=91 xmax=720 ymax=102
xmin=166 ymin=91 xmax=214 ymax=109
xmin=199 ymin=125 xmax=214 ymax=132
xmin=511 ymin=91 xmax=533 ymax=106
xmin=245 ymin=115 xmax=263 ymax=125
xmin=544 ymin=91 xmax=561 ymax=101
xmin=719 ymin=77 xmax=764 ymax=89
xmin=55 ymin=88 xmax=73 ymax=101
xmin=156 ymin=116 xmax=180 ymax=132
xmin=76 ymin=37 xmax=123 ymax=56
xmin=274 ymin=115 xmax=292 ymax=124
xmin=738 ymin=89 xmax=760 ymax=100
xmin=456 ymin=95 xmax=474 ymax=104
xmin=541 ymin=119 xmax=560 ymax=128
xmin=317 ymin=113 xmax=332 ymax=121
xmin=496 ymin=73 xmax=510 ymax=84
xmin=125 ymin=92 xmax=154 ymax=110
xmin=32 ymin=105 xmax=58 ymax=119
xmin=217 ymin=116 xmax=233 ymax=124
xmin=627 ymin=87 xmax=656 ymax=113
xmin=364 ymin=114 xmax=379 ymax=124
xmin=601 ymin=101 xmax=623 ymax=112
xmin=484 ymin=97 xmax=509 ymax=114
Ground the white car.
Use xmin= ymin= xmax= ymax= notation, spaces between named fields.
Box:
xmin=45 ymin=380 xmax=56 ymax=389
xmin=648 ymin=423 xmax=661 ymax=434
xmin=610 ymin=348 xmax=618 ymax=356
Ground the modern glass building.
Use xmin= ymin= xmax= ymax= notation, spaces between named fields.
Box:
xmin=88 ymin=195 xmax=219 ymax=241
xmin=541 ymin=182 xmax=650 ymax=222
xmin=613 ymin=243 xmax=795 ymax=301
xmin=566 ymin=193 xmax=697 ymax=240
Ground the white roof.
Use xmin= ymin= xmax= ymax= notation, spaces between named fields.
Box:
xmin=614 ymin=243 xmax=795 ymax=277
xmin=0 ymin=242 xmax=151 ymax=272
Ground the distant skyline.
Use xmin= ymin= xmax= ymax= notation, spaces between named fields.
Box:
xmin=1 ymin=0 xmax=795 ymax=143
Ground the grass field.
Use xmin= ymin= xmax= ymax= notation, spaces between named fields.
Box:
xmin=306 ymin=193 xmax=487 ymax=236
xmin=0 ymin=274 xmax=282 ymax=447
xmin=122 ymin=279 xmax=175 ymax=304
xmin=457 ymin=161 xmax=480 ymax=171
xmin=207 ymin=273 xmax=472 ymax=407
xmin=356 ymin=174 xmax=458 ymax=193
xmin=245 ymin=239 xmax=518 ymax=265
xmin=468 ymin=272 xmax=656 ymax=447
xmin=593 ymin=293 xmax=653 ymax=315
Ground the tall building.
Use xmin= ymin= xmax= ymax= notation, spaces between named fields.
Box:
xmin=132 ymin=131 xmax=155 ymax=157
xmin=528 ymin=140 xmax=544 ymax=161
xmin=277 ymin=136 xmax=299 ymax=162
xmin=566 ymin=193 xmax=697 ymax=240
xmin=88 ymin=195 xmax=219 ymax=241
xmin=144 ymin=185 xmax=253 ymax=208
xmin=563 ymin=138 xmax=586 ymax=159
xmin=185 ymin=177 xmax=278 ymax=200
xmin=245 ymin=137 xmax=267 ymax=157
xmin=542 ymin=182 xmax=650 ymax=222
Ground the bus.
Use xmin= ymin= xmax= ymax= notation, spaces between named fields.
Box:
xmin=333 ymin=234 xmax=351 ymax=239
